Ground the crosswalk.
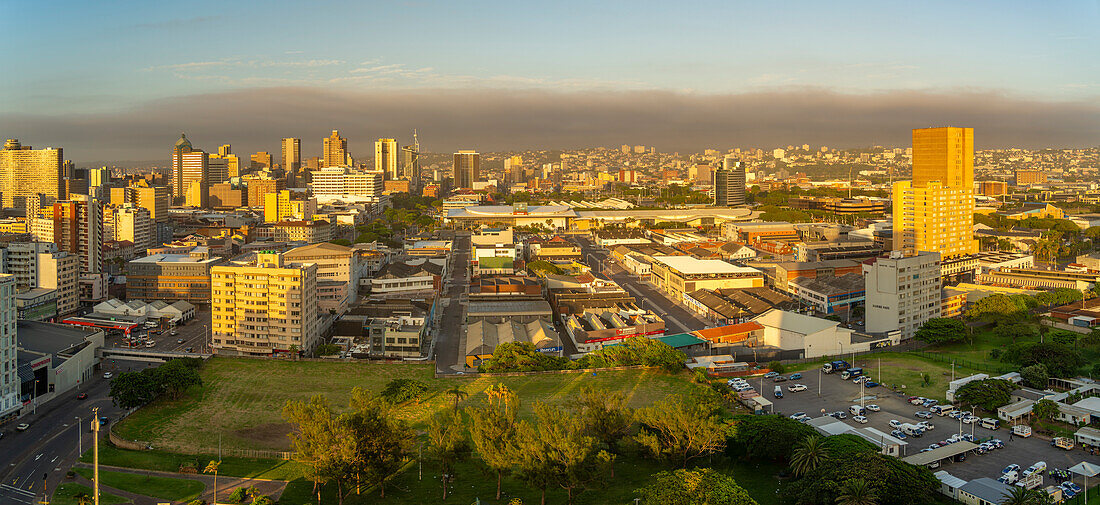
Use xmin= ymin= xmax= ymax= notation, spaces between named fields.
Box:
xmin=0 ymin=483 xmax=35 ymax=504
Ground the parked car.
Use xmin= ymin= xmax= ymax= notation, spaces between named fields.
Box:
xmin=909 ymin=397 xmax=927 ymax=405
xmin=185 ymin=347 xmax=194 ymax=353
xmin=830 ymin=411 xmax=847 ymax=419
xmin=891 ymin=429 xmax=907 ymax=440
xmin=788 ymin=384 xmax=808 ymax=392
xmin=98 ymin=417 xmax=109 ymax=426
xmin=1059 ymin=483 xmax=1077 ymax=499
xmin=177 ymin=338 xmax=185 ymax=344
xmin=789 ymin=373 xmax=802 ymax=380
xmin=889 ymin=419 xmax=902 ymax=429
xmin=103 ymin=372 xmax=113 ymax=379
xmin=853 ymin=415 xmax=868 ymax=424
xmin=865 ymin=404 xmax=880 ymax=412
xmin=789 ymin=412 xmax=808 ymax=421
xmin=918 ymin=421 xmax=935 ymax=431
xmin=763 ymin=372 xmax=779 ymax=379
xmin=77 ymin=392 xmax=87 ymax=400
xmin=16 ymin=423 xmax=29 ymax=432
xmin=915 ymin=411 xmax=933 ymax=419
xmin=1024 ymin=462 xmax=1047 ymax=477
xmin=1062 ymin=482 xmax=1082 ymax=494
xmin=773 ymin=386 xmax=783 ymax=398
xmin=1002 ymin=464 xmax=1021 ymax=475
xmin=773 ymin=375 xmax=788 ymax=383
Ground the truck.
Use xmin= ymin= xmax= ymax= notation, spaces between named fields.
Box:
xmin=1012 ymin=425 xmax=1032 ymax=438
xmin=822 ymin=360 xmax=850 ymax=374
xmin=1016 ymin=471 xmax=1043 ymax=490
xmin=840 ymin=367 xmax=864 ymax=380
xmin=1052 ymin=437 xmax=1074 ymax=450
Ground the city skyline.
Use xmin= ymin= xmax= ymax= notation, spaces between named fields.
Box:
xmin=2 ymin=1 xmax=1098 ymax=161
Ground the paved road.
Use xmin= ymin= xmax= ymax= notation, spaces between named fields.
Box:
xmin=574 ymin=236 xmax=711 ymax=334
xmin=435 ymin=233 xmax=470 ymax=375
xmin=0 ymin=360 xmax=143 ymax=504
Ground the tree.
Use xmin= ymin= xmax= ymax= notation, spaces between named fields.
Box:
xmin=766 ymin=361 xmax=786 ymax=374
xmin=1019 ymin=364 xmax=1049 ymax=389
xmin=791 ymin=435 xmax=829 ymax=477
xmin=517 ymin=403 xmax=608 ymax=505
xmin=108 ymin=369 xmax=161 ymax=409
xmin=467 ymin=384 xmax=521 ymax=500
xmin=204 ymin=460 xmax=221 ymax=505
xmin=379 ymin=378 xmax=429 ymax=405
xmin=158 ymin=359 xmax=203 ymax=399
xmin=573 ymin=385 xmax=634 ymax=477
xmin=1005 ymin=342 xmax=1085 ymax=377
xmin=1031 ymin=399 xmax=1059 ymax=422
xmin=836 ymin=478 xmax=877 ymax=505
xmin=966 ymin=294 xmax=1029 ymax=322
xmin=314 ymin=343 xmax=341 ymax=357
xmin=345 ymin=388 xmax=415 ymax=499
xmin=578 ymin=336 xmax=686 ymax=372
xmin=635 ymin=468 xmax=759 ymax=505
xmin=478 ymin=341 xmax=571 ymax=372
xmin=954 ymin=379 xmax=1017 ymax=412
xmin=444 ymin=385 xmax=469 ymax=413
xmin=426 ymin=410 xmax=471 ymax=501
xmin=729 ymin=414 xmax=816 ymax=462
xmin=914 ymin=318 xmax=968 ymax=345
xmin=999 ymin=485 xmax=1054 ymax=505
xmin=635 ymin=396 xmax=726 ymax=467
xmin=994 ymin=322 xmax=1037 ymax=344
xmin=283 ymin=395 xmax=345 ymax=504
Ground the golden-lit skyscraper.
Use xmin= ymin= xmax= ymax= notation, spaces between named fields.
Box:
xmin=375 ymin=138 xmax=399 ymax=180
xmin=453 ymin=150 xmax=480 ymax=189
xmin=0 ymin=139 xmax=63 ymax=208
xmin=171 ymin=133 xmax=209 ymax=207
xmin=322 ymin=130 xmax=348 ymax=168
xmin=892 ymin=127 xmax=978 ymax=259
xmin=281 ymin=138 xmax=301 ymax=173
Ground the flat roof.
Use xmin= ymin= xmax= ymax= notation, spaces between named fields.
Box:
xmin=467 ymin=300 xmax=553 ymax=315
xmin=130 ymin=253 xmax=221 ymax=264
xmin=650 ymin=255 xmax=761 ymax=275
xmin=901 ymin=441 xmax=977 ymax=466
xmin=18 ymin=320 xmax=99 ymax=355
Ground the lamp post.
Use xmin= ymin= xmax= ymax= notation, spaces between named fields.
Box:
xmin=33 ymin=379 xmax=40 ymax=414
xmin=76 ymin=416 xmax=82 ymax=456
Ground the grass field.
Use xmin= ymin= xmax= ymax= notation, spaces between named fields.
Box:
xmin=276 ymin=456 xmax=787 ymax=505
xmin=115 ymin=357 xmax=703 ymax=453
xmin=73 ymin=468 xmax=205 ymax=502
xmin=787 ymin=352 xmax=986 ymax=401
xmin=80 ymin=443 xmax=310 ymax=481
xmin=52 ymin=483 xmax=129 ymax=505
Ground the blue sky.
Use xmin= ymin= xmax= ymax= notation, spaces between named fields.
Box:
xmin=2 ymin=1 xmax=1098 ymax=159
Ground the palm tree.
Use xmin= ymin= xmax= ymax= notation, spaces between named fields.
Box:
xmin=790 ymin=435 xmax=828 ymax=477
xmin=999 ymin=486 xmax=1051 ymax=505
xmin=204 ymin=460 xmax=221 ymax=504
xmin=836 ymin=478 xmax=877 ymax=505
xmin=446 ymin=385 xmax=469 ymax=413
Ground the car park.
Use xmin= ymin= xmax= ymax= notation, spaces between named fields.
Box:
xmin=865 ymin=404 xmax=880 ymax=412
xmin=853 ymin=415 xmax=868 ymax=424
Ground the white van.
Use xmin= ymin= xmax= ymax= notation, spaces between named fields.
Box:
xmin=980 ymin=418 xmax=1000 ymax=430
xmin=849 ymin=405 xmax=866 ymax=417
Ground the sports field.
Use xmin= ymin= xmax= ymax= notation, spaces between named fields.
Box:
xmin=115 ymin=357 xmax=701 ymax=452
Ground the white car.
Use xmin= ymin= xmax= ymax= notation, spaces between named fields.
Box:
xmin=788 ymin=384 xmax=808 ymax=392
xmin=962 ymin=416 xmax=979 ymax=424
xmin=889 ymin=419 xmax=902 ymax=429
xmin=865 ymin=404 xmax=880 ymax=412
xmin=103 ymin=372 xmax=113 ymax=379
xmin=918 ymin=421 xmax=935 ymax=430
xmin=853 ymin=415 xmax=869 ymax=424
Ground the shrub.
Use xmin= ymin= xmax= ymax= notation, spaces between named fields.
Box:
xmin=767 ymin=361 xmax=786 ymax=374
xmin=380 ymin=378 xmax=429 ymax=404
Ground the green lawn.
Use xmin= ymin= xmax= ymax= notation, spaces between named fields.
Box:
xmin=277 ymin=455 xmax=786 ymax=505
xmin=788 ymin=352 xmax=986 ymax=402
xmin=80 ymin=443 xmax=310 ymax=481
xmin=52 ymin=483 xmax=129 ymax=505
xmin=73 ymin=468 xmax=205 ymax=502
xmin=115 ymin=357 xmax=702 ymax=453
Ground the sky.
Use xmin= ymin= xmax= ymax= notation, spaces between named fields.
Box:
xmin=2 ymin=0 xmax=1098 ymax=162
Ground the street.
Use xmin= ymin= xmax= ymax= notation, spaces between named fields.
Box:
xmin=434 ymin=233 xmax=470 ymax=375
xmin=0 ymin=360 xmax=142 ymax=505
xmin=574 ymin=235 xmax=711 ymax=333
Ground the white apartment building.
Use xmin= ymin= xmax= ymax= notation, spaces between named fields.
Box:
xmin=0 ymin=274 xmax=19 ymax=420
xmin=864 ymin=251 xmax=942 ymax=340
xmin=309 ymin=167 xmax=384 ymax=201
xmin=2 ymin=242 xmax=80 ymax=317
xmin=210 ymin=252 xmax=319 ymax=356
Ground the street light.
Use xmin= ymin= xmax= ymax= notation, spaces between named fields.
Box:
xmin=76 ymin=416 xmax=82 ymax=455
xmin=33 ymin=379 xmax=40 ymax=414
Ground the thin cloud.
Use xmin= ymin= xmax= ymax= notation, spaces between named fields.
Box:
xmin=4 ymin=87 xmax=1098 ymax=162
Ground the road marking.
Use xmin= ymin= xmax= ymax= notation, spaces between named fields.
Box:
xmin=33 ymin=455 xmax=40 ymax=461
xmin=2 ymin=483 xmax=35 ymax=497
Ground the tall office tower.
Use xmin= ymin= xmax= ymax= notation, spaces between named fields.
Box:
xmin=3 ymin=241 xmax=80 ymax=316
xmin=243 ymin=174 xmax=286 ymax=208
xmin=210 ymin=251 xmax=320 ymax=356
xmin=250 ymin=152 xmax=273 ymax=171
xmin=218 ymin=144 xmax=232 ymax=157
xmin=281 ymin=138 xmax=303 ymax=173
xmin=208 ymin=156 xmax=229 ymax=184
xmin=126 ymin=183 xmax=170 ymax=222
xmin=713 ymin=156 xmax=746 ymax=206
xmin=51 ymin=195 xmax=104 ymax=274
xmin=892 ymin=127 xmax=978 ymax=259
xmin=105 ymin=204 xmax=154 ymax=252
xmin=89 ymin=167 xmax=110 ymax=189
xmin=374 ymin=138 xmax=400 ymax=180
xmin=171 ymin=133 xmax=209 ymax=207
xmin=0 ymin=274 xmax=17 ymax=418
xmin=453 ymin=150 xmax=480 ymax=189
xmin=402 ymin=130 xmax=422 ymax=193
xmin=505 ymin=155 xmax=523 ymax=184
xmin=864 ymin=251 xmax=941 ymax=340
xmin=323 ymin=130 xmax=348 ymax=168
xmin=0 ymin=139 xmax=63 ymax=208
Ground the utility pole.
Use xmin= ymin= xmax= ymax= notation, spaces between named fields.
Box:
xmin=76 ymin=417 xmax=82 ymax=456
xmin=92 ymin=407 xmax=100 ymax=505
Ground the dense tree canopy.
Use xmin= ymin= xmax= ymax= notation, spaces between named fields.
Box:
xmin=578 ymin=336 xmax=686 ymax=371
xmin=780 ymin=438 xmax=939 ymax=505
xmin=379 ymin=378 xmax=429 ymax=404
xmin=954 ymin=379 xmax=1017 ymax=411
xmin=914 ymin=318 xmax=968 ymax=345
xmin=965 ymin=294 xmax=1033 ymax=322
xmin=478 ymin=342 xmax=571 ymax=373
xmin=109 ymin=358 xmax=202 ymax=409
xmin=636 ymin=469 xmax=758 ymax=505
xmin=728 ymin=415 xmax=816 ymax=462
xmin=1003 ymin=341 xmax=1085 ymax=377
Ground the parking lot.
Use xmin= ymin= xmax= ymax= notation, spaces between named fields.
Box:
xmin=744 ymin=366 xmax=1097 ymax=489
xmin=100 ymin=309 xmax=212 ymax=354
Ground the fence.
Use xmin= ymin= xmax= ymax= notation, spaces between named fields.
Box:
xmin=109 ymin=424 xmax=294 ymax=460
xmin=905 ymin=351 xmax=1015 ymax=374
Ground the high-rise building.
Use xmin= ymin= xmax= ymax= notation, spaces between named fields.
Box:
xmin=243 ymin=175 xmax=286 ymax=208
xmin=250 ymin=152 xmax=273 ymax=171
xmin=218 ymin=144 xmax=232 ymax=157
xmin=323 ymin=130 xmax=348 ymax=168
xmin=892 ymin=127 xmax=978 ymax=259
xmin=89 ymin=167 xmax=110 ymax=190
xmin=171 ymin=134 xmax=209 ymax=207
xmin=505 ymin=155 xmax=523 ymax=184
xmin=0 ymin=274 xmax=18 ymax=418
xmin=375 ymin=138 xmax=399 ymax=180
xmin=126 ymin=183 xmax=171 ymax=222
xmin=210 ymin=251 xmax=320 ymax=356
xmin=2 ymin=241 xmax=79 ymax=317
xmin=281 ymin=138 xmax=301 ymax=174
xmin=864 ymin=251 xmax=941 ymax=340
xmin=105 ymin=204 xmax=154 ymax=252
xmin=714 ymin=156 xmax=746 ymax=206
xmin=0 ymin=139 xmax=63 ymax=208
xmin=309 ymin=168 xmax=383 ymax=199
xmin=50 ymin=195 xmax=104 ymax=274
xmin=263 ymin=190 xmax=317 ymax=223
xmin=454 ymin=150 xmax=480 ymax=189
xmin=208 ymin=156 xmax=229 ymax=184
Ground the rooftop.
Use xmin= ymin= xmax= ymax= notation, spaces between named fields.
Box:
xmin=752 ymin=309 xmax=839 ymax=335
xmin=18 ymin=320 xmax=100 ymax=356
xmin=650 ymin=255 xmax=761 ymax=275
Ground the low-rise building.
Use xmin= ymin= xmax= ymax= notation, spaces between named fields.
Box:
xmin=126 ymin=247 xmax=223 ymax=304
xmin=15 ymin=287 xmax=57 ymax=321
xmin=272 ymin=220 xmax=331 ymax=243
xmin=92 ymin=298 xmax=196 ymax=323
xmin=751 ymin=309 xmax=898 ymax=359
xmin=649 ymin=255 xmax=764 ymax=302
xmin=285 ymin=242 xmax=359 ymax=314
xmin=789 ymin=273 xmax=865 ymax=315
xmin=794 ymin=241 xmax=882 ymax=262
xmin=370 ymin=260 xmax=444 ymax=294
xmin=980 ymin=268 xmax=1100 ymax=291
xmin=17 ymin=320 xmax=104 ymax=411
xmin=465 ymin=318 xmax=560 ymax=368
